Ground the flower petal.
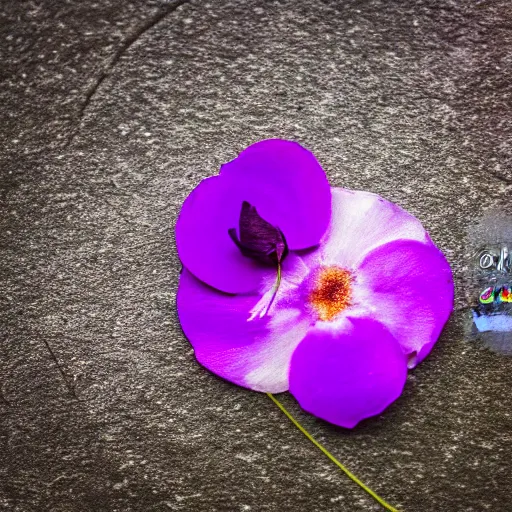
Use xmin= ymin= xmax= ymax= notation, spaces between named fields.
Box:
xmin=177 ymin=260 xmax=311 ymax=393
xmin=220 ymin=139 xmax=331 ymax=251
xmin=353 ymin=239 xmax=454 ymax=365
xmin=289 ymin=318 xmax=408 ymax=428
xmin=176 ymin=176 xmax=270 ymax=294
xmin=320 ymin=188 xmax=429 ymax=269
xmin=175 ymin=140 xmax=331 ymax=293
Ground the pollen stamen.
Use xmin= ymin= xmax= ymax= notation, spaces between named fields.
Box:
xmin=309 ymin=266 xmax=352 ymax=321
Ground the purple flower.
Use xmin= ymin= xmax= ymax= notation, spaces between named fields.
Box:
xmin=176 ymin=139 xmax=453 ymax=428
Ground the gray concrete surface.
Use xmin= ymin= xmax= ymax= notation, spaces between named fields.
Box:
xmin=1 ymin=1 xmax=512 ymax=511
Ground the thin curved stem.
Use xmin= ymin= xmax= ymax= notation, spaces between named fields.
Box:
xmin=265 ymin=263 xmax=282 ymax=315
xmin=267 ymin=393 xmax=400 ymax=512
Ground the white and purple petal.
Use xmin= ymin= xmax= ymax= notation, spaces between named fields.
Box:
xmin=310 ymin=187 xmax=453 ymax=366
xmin=352 ymin=239 xmax=454 ymax=366
xmin=176 ymin=255 xmax=311 ymax=393
xmin=319 ymin=188 xmax=429 ymax=270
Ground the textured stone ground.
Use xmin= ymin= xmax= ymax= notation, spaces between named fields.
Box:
xmin=1 ymin=1 xmax=512 ymax=511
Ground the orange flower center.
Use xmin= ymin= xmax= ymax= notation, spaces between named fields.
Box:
xmin=308 ymin=266 xmax=353 ymax=321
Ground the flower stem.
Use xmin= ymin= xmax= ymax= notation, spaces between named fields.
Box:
xmin=264 ymin=263 xmax=282 ymax=316
xmin=267 ymin=393 xmax=400 ymax=512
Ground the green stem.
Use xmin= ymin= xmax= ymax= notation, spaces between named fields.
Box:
xmin=265 ymin=263 xmax=282 ymax=316
xmin=267 ymin=393 xmax=401 ymax=512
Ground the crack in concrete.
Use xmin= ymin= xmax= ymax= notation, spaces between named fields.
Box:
xmin=64 ymin=0 xmax=190 ymax=148
xmin=42 ymin=338 xmax=78 ymax=399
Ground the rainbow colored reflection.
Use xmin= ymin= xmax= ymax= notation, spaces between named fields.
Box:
xmin=479 ymin=286 xmax=495 ymax=304
xmin=479 ymin=285 xmax=512 ymax=305
xmin=499 ymin=286 xmax=512 ymax=303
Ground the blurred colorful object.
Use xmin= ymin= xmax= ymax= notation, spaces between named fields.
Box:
xmin=468 ymin=209 xmax=512 ymax=354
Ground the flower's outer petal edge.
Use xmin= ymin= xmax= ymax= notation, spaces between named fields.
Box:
xmin=353 ymin=238 xmax=454 ymax=366
xmin=289 ymin=317 xmax=408 ymax=428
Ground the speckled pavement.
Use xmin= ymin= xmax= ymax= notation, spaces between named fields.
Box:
xmin=1 ymin=1 xmax=512 ymax=511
